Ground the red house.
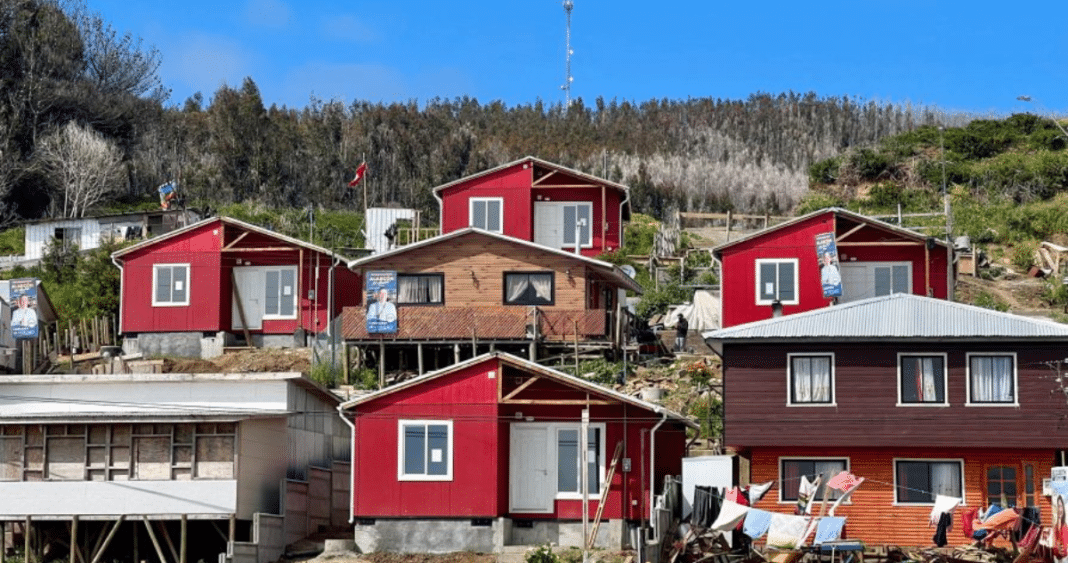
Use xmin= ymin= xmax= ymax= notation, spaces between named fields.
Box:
xmin=338 ymin=351 xmax=696 ymax=553
xmin=433 ymin=157 xmax=630 ymax=257
xmin=112 ymin=216 xmax=360 ymax=357
xmin=714 ymin=208 xmax=950 ymax=327
xmin=703 ymin=293 xmax=1068 ymax=547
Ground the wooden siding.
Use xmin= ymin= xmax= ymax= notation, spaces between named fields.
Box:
xmin=722 ymin=341 xmax=1068 ymax=450
xmin=342 ymin=306 xmax=606 ymax=340
xmin=719 ymin=211 xmax=948 ymax=327
xmin=749 ymin=447 xmax=1056 ymax=547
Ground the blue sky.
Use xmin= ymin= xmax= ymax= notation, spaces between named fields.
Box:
xmin=87 ymin=0 xmax=1067 ymax=115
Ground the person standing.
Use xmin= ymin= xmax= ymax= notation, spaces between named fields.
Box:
xmin=675 ymin=313 xmax=689 ymax=352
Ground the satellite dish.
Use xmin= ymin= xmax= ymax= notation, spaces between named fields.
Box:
xmin=621 ymin=265 xmax=637 ymax=278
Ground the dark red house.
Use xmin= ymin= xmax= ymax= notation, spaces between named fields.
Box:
xmin=433 ymin=157 xmax=630 ymax=257
xmin=703 ymin=293 xmax=1068 ymax=546
xmin=714 ymin=208 xmax=951 ymax=327
xmin=112 ymin=216 xmax=360 ymax=357
xmin=338 ymin=351 xmax=696 ymax=553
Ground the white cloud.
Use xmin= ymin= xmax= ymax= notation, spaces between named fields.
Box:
xmin=321 ymin=14 xmax=380 ymax=43
xmin=244 ymin=0 xmax=293 ymax=29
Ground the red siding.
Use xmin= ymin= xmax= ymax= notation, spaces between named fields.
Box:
xmin=750 ymin=447 xmax=1056 ymax=547
xmin=718 ymin=211 xmax=948 ymax=327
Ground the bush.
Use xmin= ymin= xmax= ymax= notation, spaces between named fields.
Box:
xmin=687 ymin=393 xmax=723 ymax=441
xmin=525 ymin=544 xmax=559 ymax=563
xmin=0 ymin=227 xmax=24 ymax=256
xmin=576 ymin=358 xmax=628 ymax=385
xmin=793 ymin=192 xmax=844 ymax=215
xmin=848 ymin=148 xmax=891 ymax=181
xmin=809 ymin=157 xmax=840 ymax=185
xmin=972 ymin=292 xmax=1009 ymax=312
xmin=1011 ymin=241 xmax=1038 ymax=271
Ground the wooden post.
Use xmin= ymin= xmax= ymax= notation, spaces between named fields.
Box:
xmin=142 ymin=517 xmax=167 ymax=563
xmin=725 ymin=209 xmax=732 ymax=242
xmin=180 ymin=516 xmax=187 ymax=563
xmin=24 ymin=516 xmax=30 ymax=563
xmin=132 ymin=519 xmax=138 ymax=563
xmin=70 ymin=516 xmax=78 ymax=563
xmin=471 ymin=328 xmax=477 ymax=356
xmin=157 ymin=521 xmax=179 ymax=563
xmin=342 ymin=343 xmax=350 ymax=384
xmin=417 ymin=343 xmax=424 ymax=375
xmin=453 ymin=343 xmax=460 ymax=364
xmin=378 ymin=341 xmax=385 ymax=388
xmin=21 ymin=340 xmax=30 ymax=375
xmin=228 ymin=514 xmax=236 ymax=546
xmin=574 ymin=320 xmax=580 ymax=374
xmin=89 ymin=515 xmax=125 ymax=563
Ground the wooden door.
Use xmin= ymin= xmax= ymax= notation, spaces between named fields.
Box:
xmin=985 ymin=461 xmax=1040 ymax=508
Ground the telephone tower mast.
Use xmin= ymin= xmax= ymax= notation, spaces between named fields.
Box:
xmin=561 ymin=0 xmax=574 ymax=108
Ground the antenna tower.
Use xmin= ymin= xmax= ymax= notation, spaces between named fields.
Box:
xmin=561 ymin=0 xmax=574 ymax=107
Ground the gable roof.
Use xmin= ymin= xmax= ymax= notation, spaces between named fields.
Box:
xmin=430 ymin=156 xmax=630 ymax=196
xmin=702 ymin=293 xmax=1068 ymax=352
xmin=111 ymin=216 xmax=354 ymax=261
xmin=339 ymin=351 xmax=698 ymax=429
xmin=348 ymin=227 xmax=642 ymax=293
xmin=711 ymin=207 xmax=948 ymax=259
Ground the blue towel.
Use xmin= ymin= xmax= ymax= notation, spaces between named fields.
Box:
xmin=814 ymin=517 xmax=847 ymax=544
xmin=743 ymin=508 xmax=773 ymax=539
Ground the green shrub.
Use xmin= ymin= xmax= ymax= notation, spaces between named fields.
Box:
xmin=849 ymin=148 xmax=891 ymax=181
xmin=809 ymin=157 xmax=840 ymax=185
xmin=793 ymin=192 xmax=844 ymax=215
xmin=0 ymin=227 xmax=24 ymax=255
xmin=576 ymin=358 xmax=628 ymax=385
xmin=310 ymin=362 xmax=340 ymax=388
xmin=972 ymin=292 xmax=1010 ymax=312
xmin=1043 ymin=278 xmax=1068 ymax=308
xmin=352 ymin=367 xmax=379 ymax=390
xmin=525 ymin=544 xmax=559 ymax=563
xmin=1011 ymin=242 xmax=1038 ymax=271
xmin=687 ymin=393 xmax=723 ymax=441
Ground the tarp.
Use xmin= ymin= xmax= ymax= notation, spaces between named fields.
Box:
xmin=663 ymin=289 xmax=720 ymax=331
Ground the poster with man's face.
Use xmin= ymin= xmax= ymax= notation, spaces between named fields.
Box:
xmin=815 ymin=232 xmax=843 ymax=299
xmin=10 ymin=278 xmax=39 ymax=340
xmin=365 ymin=270 xmax=398 ymax=334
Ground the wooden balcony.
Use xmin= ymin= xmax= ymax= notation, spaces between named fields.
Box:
xmin=341 ymin=306 xmax=608 ymax=342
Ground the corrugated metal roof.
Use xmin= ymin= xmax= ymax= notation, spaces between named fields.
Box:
xmin=702 ymin=293 xmax=1068 ymax=342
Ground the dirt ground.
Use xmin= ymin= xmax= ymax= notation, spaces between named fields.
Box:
xmin=164 ymin=348 xmax=312 ymax=373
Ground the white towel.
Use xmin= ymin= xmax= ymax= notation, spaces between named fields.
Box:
xmin=929 ymin=494 xmax=962 ymax=525
xmin=767 ymin=513 xmax=811 ymax=549
xmin=711 ymin=499 xmax=750 ymax=532
xmin=748 ymin=480 xmax=774 ymax=504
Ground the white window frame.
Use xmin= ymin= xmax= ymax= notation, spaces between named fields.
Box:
xmin=777 ymin=456 xmax=850 ymax=504
xmin=839 ymin=261 xmax=913 ymax=303
xmin=554 ymin=422 xmax=607 ymax=501
xmin=965 ymin=352 xmax=1019 ymax=407
xmin=892 ymin=458 xmax=965 ymax=506
xmin=469 ymin=197 xmax=504 ymax=233
xmin=896 ymin=352 xmax=950 ymax=407
xmin=262 ymin=266 xmax=298 ymax=319
xmin=755 ymin=258 xmax=799 ymax=306
xmin=152 ymin=263 xmax=190 ymax=307
xmin=786 ymin=352 xmax=836 ymax=407
xmin=397 ymin=419 xmax=454 ymax=482
xmin=561 ymin=202 xmax=593 ymax=249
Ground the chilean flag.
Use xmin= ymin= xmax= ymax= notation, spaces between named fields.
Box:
xmin=348 ymin=162 xmax=368 ymax=187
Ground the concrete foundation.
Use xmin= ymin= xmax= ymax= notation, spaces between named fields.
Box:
xmin=352 ymin=518 xmax=628 ymax=553
xmin=124 ymin=332 xmax=224 ymax=358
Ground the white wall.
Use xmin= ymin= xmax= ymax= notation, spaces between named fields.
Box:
xmin=0 ymin=480 xmax=237 ymax=517
xmin=25 ymin=219 xmax=102 ymax=260
xmin=236 ymin=417 xmax=287 ymax=519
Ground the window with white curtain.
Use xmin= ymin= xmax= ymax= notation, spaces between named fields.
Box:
xmin=899 ymin=354 xmax=947 ymax=405
xmin=780 ymin=458 xmax=848 ymax=501
xmin=397 ymin=274 xmax=444 ymax=305
xmin=968 ymin=354 xmax=1016 ymax=404
xmin=788 ymin=354 xmax=834 ymax=405
xmin=504 ymin=272 xmax=554 ymax=306
xmin=895 ymin=459 xmax=962 ymax=503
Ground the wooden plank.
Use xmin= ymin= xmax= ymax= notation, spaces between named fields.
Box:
xmin=157 ymin=521 xmax=179 ymax=563
xmin=836 ymin=241 xmax=921 ymax=246
xmin=230 ymin=270 xmax=253 ymax=345
xmin=89 ymin=516 xmax=124 ymax=563
xmin=222 ymin=231 xmax=249 ymax=250
xmin=142 ymin=516 xmax=168 ymax=563
xmin=502 ymin=376 xmax=541 ymax=401
xmin=220 ymin=246 xmax=296 ymax=252
xmin=501 ymin=399 xmax=614 ymax=405
xmin=835 ymin=224 xmax=866 ymax=242
xmin=587 ymin=441 xmax=624 ymax=549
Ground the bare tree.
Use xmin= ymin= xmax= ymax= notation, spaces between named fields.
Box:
xmin=37 ymin=120 xmax=125 ymax=217
xmin=75 ymin=10 xmax=169 ymax=103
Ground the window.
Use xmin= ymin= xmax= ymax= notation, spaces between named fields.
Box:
xmin=756 ymin=259 xmax=798 ymax=305
xmin=788 ymin=354 xmax=834 ymax=405
xmin=504 ymin=272 xmax=554 ymax=306
xmin=153 ymin=264 xmax=189 ymax=306
xmin=780 ymin=458 xmax=847 ymax=502
xmin=840 ymin=262 xmax=912 ymax=303
xmin=986 ymin=465 xmax=1018 ymax=507
xmin=264 ymin=267 xmax=297 ymax=318
xmin=398 ymin=420 xmax=452 ymax=481
xmin=562 ymin=203 xmax=593 ymax=248
xmin=557 ymin=426 xmax=602 ymax=496
xmin=899 ymin=354 xmax=948 ymax=405
xmin=470 ymin=198 xmax=503 ymax=232
xmin=54 ymin=227 xmax=82 ymax=250
xmin=895 ymin=460 xmax=963 ymax=503
xmin=967 ymin=353 xmax=1016 ymax=405
xmin=397 ymin=274 xmax=444 ymax=305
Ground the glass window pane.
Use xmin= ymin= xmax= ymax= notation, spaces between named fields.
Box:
xmin=172 ymin=266 xmax=187 ymax=302
xmin=759 ymin=263 xmax=776 ymax=301
xmin=892 ymin=265 xmax=909 ymax=294
xmin=778 ymin=262 xmax=795 ymax=301
xmin=586 ymin=428 xmax=600 ymax=494
xmin=563 ymin=206 xmax=577 ymax=245
xmin=403 ymin=426 xmax=426 ymax=475
xmin=426 ymin=425 xmax=448 ymax=476
xmin=280 ymin=269 xmax=295 ymax=316
xmin=472 ymin=201 xmax=486 ymax=229
xmin=579 ymin=205 xmax=591 ymax=245
xmin=558 ymin=429 xmax=578 ymax=493
xmin=265 ymin=270 xmax=280 ymax=315
xmin=487 ymin=200 xmax=501 ymax=232
xmin=874 ymin=267 xmax=891 ymax=296
xmin=156 ymin=267 xmax=171 ymax=302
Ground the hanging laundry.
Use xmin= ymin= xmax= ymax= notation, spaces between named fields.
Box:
xmin=747 ymin=480 xmax=774 ymax=505
xmin=928 ymin=494 xmax=962 ymax=526
xmin=767 ymin=513 xmax=811 ymax=549
xmin=796 ymin=475 xmax=819 ymax=515
xmin=961 ymin=507 xmax=979 ymax=539
xmin=826 ymin=471 xmax=859 ymax=492
xmin=725 ymin=486 xmax=750 ymax=506
xmin=743 ymin=508 xmax=773 ymax=539
xmin=1017 ymin=506 xmax=1041 ymax=541
xmin=932 ymin=512 xmax=953 ymax=547
xmin=814 ymin=516 xmax=847 ymax=545
xmin=711 ymin=499 xmax=750 ymax=532
xmin=692 ymin=485 xmax=719 ymax=528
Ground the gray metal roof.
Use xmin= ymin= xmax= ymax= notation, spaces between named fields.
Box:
xmin=702 ymin=293 xmax=1068 ymax=344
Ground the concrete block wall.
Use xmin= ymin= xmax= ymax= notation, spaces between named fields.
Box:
xmin=351 ymin=518 xmax=627 ymax=553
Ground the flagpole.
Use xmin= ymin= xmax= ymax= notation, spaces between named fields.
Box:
xmin=362 ymin=153 xmax=368 ymax=219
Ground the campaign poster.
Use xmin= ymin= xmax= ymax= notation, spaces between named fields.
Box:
xmin=10 ymin=278 xmax=39 ymax=340
xmin=365 ymin=270 xmax=398 ymax=334
xmin=815 ymin=233 xmax=843 ymax=299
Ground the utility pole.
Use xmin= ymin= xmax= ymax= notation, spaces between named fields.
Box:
xmin=940 ymin=126 xmax=953 ymax=301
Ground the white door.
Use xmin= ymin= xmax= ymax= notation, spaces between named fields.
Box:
xmin=231 ymin=267 xmax=264 ymax=330
xmin=534 ymin=202 xmax=563 ymax=249
xmin=509 ymin=424 xmax=553 ymax=513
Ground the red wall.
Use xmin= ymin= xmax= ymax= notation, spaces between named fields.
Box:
xmin=749 ymin=446 xmax=1055 ymax=547
xmin=719 ymin=212 xmax=949 ymax=327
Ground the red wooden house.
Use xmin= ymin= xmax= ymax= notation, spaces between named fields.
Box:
xmin=433 ymin=156 xmax=630 ymax=257
xmin=714 ymin=208 xmax=951 ymax=328
xmin=703 ymin=293 xmax=1068 ymax=546
xmin=112 ymin=217 xmax=360 ymax=357
xmin=341 ymin=228 xmax=641 ymax=373
xmin=338 ymin=351 xmax=696 ymax=553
